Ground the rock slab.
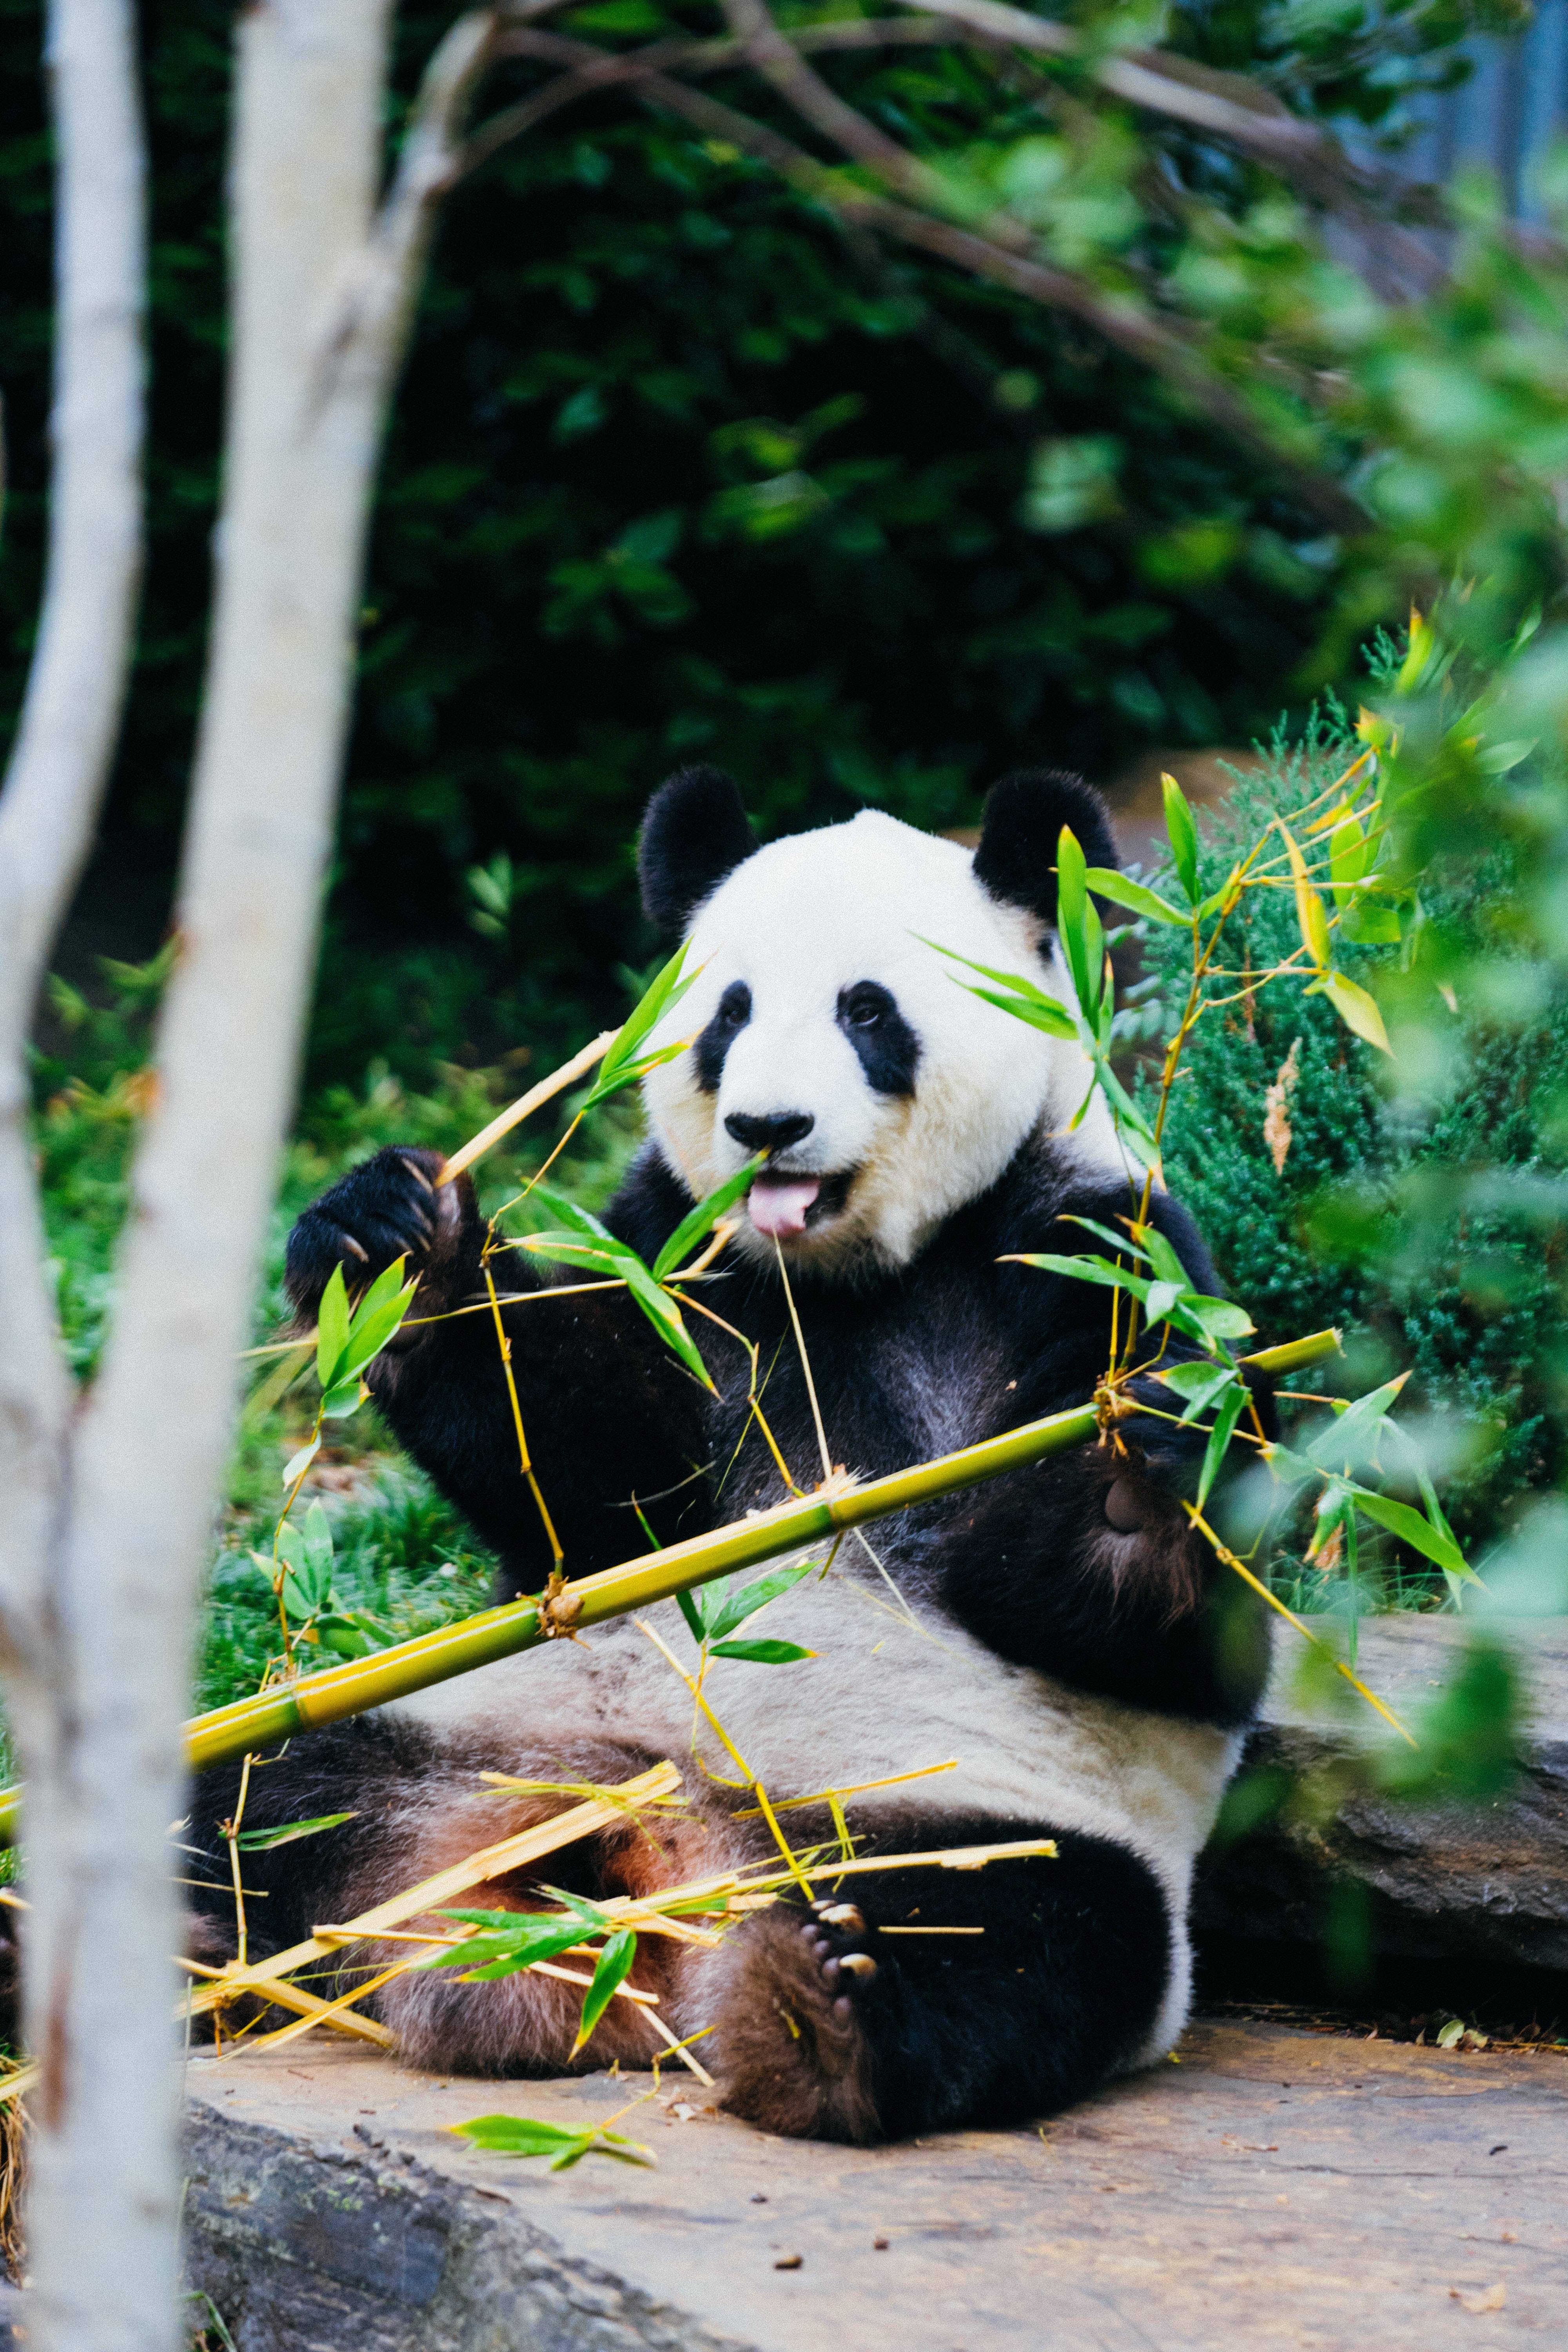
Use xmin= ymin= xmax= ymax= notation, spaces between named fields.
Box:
xmin=184 ymin=2022 xmax=1568 ymax=2352
xmin=1197 ymin=1616 xmax=1568 ymax=1973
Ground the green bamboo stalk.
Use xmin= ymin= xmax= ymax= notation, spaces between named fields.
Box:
xmin=0 ymin=1327 xmax=1339 ymax=1845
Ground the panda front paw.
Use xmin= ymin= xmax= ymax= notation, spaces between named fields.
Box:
xmin=285 ymin=1146 xmax=479 ymax=1319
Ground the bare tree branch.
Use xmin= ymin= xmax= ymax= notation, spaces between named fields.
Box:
xmin=468 ymin=27 xmax=1366 ymax=532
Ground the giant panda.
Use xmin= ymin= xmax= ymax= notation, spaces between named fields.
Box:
xmin=192 ymin=765 xmax=1271 ymax=2144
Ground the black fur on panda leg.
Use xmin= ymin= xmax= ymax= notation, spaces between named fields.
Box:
xmin=701 ymin=1820 xmax=1170 ymax=2144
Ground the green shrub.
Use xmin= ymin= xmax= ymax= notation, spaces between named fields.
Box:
xmin=1137 ymin=714 xmax=1568 ymax=1597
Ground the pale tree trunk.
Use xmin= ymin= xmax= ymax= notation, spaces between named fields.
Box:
xmin=0 ymin=5 xmax=498 ymax=2347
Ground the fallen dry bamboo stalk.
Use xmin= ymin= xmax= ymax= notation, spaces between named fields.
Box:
xmin=183 ymin=1762 xmax=682 ymax=2020
xmin=437 ymin=1028 xmax=618 ymax=1185
xmin=0 ymin=1328 xmax=1341 ymax=1846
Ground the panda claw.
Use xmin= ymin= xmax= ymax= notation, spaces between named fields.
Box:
xmin=818 ymin=1902 xmax=865 ymax=1933
xmin=837 ymin=1952 xmax=878 ymax=1984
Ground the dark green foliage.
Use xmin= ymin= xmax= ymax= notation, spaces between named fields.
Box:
xmin=2 ymin=0 xmax=1364 ymax=1058
xmin=1138 ymin=719 xmax=1568 ymax=1584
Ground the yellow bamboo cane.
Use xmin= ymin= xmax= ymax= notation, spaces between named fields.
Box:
xmin=0 ymin=1328 xmax=1339 ymax=1846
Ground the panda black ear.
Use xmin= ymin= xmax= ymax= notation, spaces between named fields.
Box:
xmin=638 ymin=767 xmax=758 ymax=934
xmin=973 ymin=769 xmax=1119 ymax=931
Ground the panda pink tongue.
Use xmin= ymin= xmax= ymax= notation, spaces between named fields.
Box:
xmin=748 ymin=1177 xmax=821 ymax=1238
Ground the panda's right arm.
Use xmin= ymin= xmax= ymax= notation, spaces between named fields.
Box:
xmin=284 ymin=1148 xmax=711 ymax=1594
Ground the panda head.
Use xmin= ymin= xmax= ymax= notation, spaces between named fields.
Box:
xmin=637 ymin=764 xmax=1127 ymax=1278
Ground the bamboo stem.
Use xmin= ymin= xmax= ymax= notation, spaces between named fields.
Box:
xmin=0 ymin=1329 xmax=1342 ymax=1847
xmin=437 ymin=1029 xmax=617 ymax=1186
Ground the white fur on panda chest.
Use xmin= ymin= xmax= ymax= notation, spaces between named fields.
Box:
xmin=391 ymin=1562 xmax=1239 ymax=1929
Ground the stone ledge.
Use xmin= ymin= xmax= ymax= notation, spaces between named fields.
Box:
xmin=182 ymin=2023 xmax=1568 ymax=2352
xmin=1196 ymin=1617 xmax=1568 ymax=1973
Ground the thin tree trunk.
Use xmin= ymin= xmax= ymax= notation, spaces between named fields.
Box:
xmin=1 ymin=3 xmax=495 ymax=2343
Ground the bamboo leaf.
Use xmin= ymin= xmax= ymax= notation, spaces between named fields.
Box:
xmin=281 ymin=1436 xmax=321 ymax=1489
xmin=316 ymin=1264 xmax=350 ymax=1392
xmin=341 ymin=1273 xmax=417 ymax=1377
xmin=450 ymin=2114 xmax=654 ymax=2169
xmin=1343 ymin=1486 xmax=1472 ymax=1575
xmin=1305 ymin=1375 xmax=1407 ymax=1475
xmin=571 ymin=1927 xmax=639 ymax=2055
xmin=709 ymin=1637 xmax=815 ymax=1664
xmin=1061 ymin=1214 xmax=1153 ymax=1265
xmin=621 ymin=1257 xmax=715 ymax=1390
xmin=1131 ymin=1223 xmax=1191 ymax=1291
xmin=960 ymin=982 xmax=1079 ymax=1040
xmin=584 ymin=942 xmax=697 ymax=1107
xmin=652 ymin=1154 xmax=767 ymax=1281
xmin=1082 ymin=868 xmax=1188 ymax=925
xmin=1197 ymin=1377 xmax=1249 ymax=1509
xmin=702 ymin=1558 xmax=815 ymax=1643
xmin=1055 ymin=826 xmax=1096 ymax=1018
xmin=676 ymin=1587 xmax=707 ymax=1642
xmin=1160 ymin=1360 xmax=1236 ymax=1421
xmin=1145 ymin=1279 xmax=1184 ymax=1325
xmin=1162 ymin=773 xmax=1200 ymax=906
xmin=352 ymin=1253 xmax=412 ymax=1327
xmin=1322 ymin=971 xmax=1391 ymax=1054
xmin=1328 ymin=811 xmax=1370 ymax=904
xmin=320 ymin=1377 xmax=367 ymax=1420
xmin=235 ymin=1811 xmax=357 ymax=1851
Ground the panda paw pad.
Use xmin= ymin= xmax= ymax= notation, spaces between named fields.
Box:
xmin=800 ymin=1901 xmax=880 ymax=2015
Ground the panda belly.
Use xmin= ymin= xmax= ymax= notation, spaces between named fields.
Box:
xmin=390 ymin=1553 xmax=1240 ymax=2077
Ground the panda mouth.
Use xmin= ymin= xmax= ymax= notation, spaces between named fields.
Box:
xmin=747 ymin=1169 xmax=853 ymax=1240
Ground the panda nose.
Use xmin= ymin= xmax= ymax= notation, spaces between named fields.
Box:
xmin=725 ymin=1110 xmax=815 ymax=1155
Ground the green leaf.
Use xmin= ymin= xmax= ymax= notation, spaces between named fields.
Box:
xmin=1055 ymin=826 xmax=1102 ymax=1021
xmin=1132 ymin=1223 xmax=1190 ymax=1290
xmin=1144 ymin=1278 xmax=1183 ymax=1324
xmin=1182 ymin=1295 xmax=1255 ymax=1342
xmin=353 ymin=1252 xmax=413 ymax=1327
xmin=1197 ymin=1377 xmax=1249 ymax=1509
xmin=584 ymin=942 xmax=698 ymax=1108
xmin=236 ymin=1811 xmax=357 ymax=1851
xmin=449 ymin=2114 xmax=655 ymax=2170
xmin=621 ymin=1256 xmax=715 ymax=1389
xmin=1305 ymin=1376 xmax=1406 ymax=1475
xmin=677 ymin=1587 xmax=707 ymax=1641
xmin=1061 ymin=1214 xmax=1152 ymax=1264
xmin=1162 ymin=773 xmax=1200 ymax=906
xmin=960 ymin=982 xmax=1079 ymax=1040
xmin=652 ymin=1153 xmax=767 ymax=1281
xmin=316 ymin=1263 xmax=350 ymax=1392
xmin=320 ymin=1377 xmax=366 ymax=1419
xmin=1321 ymin=971 xmax=1391 ymax=1054
xmin=1160 ymin=1360 xmax=1236 ymax=1421
xmin=416 ymin=1909 xmax=596 ymax=1978
xmin=281 ymin=1436 xmax=321 ymax=1489
xmin=1008 ymin=1250 xmax=1154 ymax=1303
xmin=919 ymin=938 xmax=1078 ymax=1039
xmin=708 ymin=1637 xmax=815 ymax=1664
xmin=1327 ymin=811 xmax=1371 ymax=905
xmin=702 ymin=1557 xmax=814 ymax=1642
xmin=301 ymin=1501 xmax=333 ymax=1588
xmin=1082 ymin=867 xmax=1188 ymax=925
xmin=340 ymin=1274 xmax=417 ymax=1378
xmin=1343 ymin=1486 xmax=1471 ymax=1576
xmin=1339 ymin=901 xmax=1402 ymax=945
xmin=571 ymin=1927 xmax=638 ymax=2054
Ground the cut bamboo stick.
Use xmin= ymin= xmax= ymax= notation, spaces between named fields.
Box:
xmin=437 ymin=1029 xmax=617 ymax=1186
xmin=0 ymin=1328 xmax=1342 ymax=1846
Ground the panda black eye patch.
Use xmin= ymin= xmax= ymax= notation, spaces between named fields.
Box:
xmin=836 ymin=982 xmax=920 ymax=1097
xmin=694 ymin=980 xmax=753 ymax=1094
